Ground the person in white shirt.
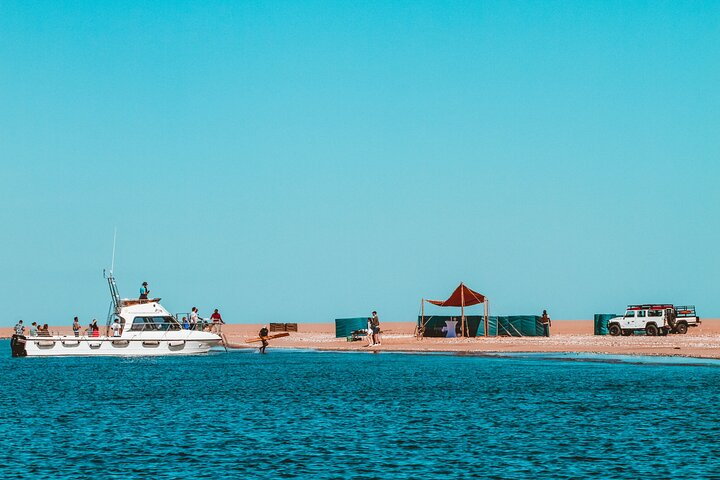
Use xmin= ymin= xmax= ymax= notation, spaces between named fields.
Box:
xmin=111 ymin=319 xmax=122 ymax=337
xmin=190 ymin=307 xmax=199 ymax=331
xmin=365 ymin=317 xmax=375 ymax=347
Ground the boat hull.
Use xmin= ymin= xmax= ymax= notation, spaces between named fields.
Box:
xmin=21 ymin=333 xmax=222 ymax=357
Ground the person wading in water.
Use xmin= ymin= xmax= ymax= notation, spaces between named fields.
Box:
xmin=259 ymin=325 xmax=269 ymax=354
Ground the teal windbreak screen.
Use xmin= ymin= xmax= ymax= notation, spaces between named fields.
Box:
xmin=335 ymin=317 xmax=368 ymax=338
xmin=418 ymin=315 xmax=543 ymax=336
xmin=495 ymin=316 xmax=543 ymax=336
xmin=594 ymin=314 xmax=617 ymax=335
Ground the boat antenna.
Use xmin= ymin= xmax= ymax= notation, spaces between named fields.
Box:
xmin=110 ymin=227 xmax=117 ymax=276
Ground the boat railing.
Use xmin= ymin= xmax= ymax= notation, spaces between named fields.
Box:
xmin=173 ymin=313 xmax=216 ymax=332
xmin=24 ymin=320 xmax=219 ymax=339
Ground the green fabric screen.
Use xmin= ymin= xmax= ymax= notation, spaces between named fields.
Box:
xmin=594 ymin=314 xmax=617 ymax=335
xmin=335 ymin=317 xmax=368 ymax=338
xmin=495 ymin=316 xmax=543 ymax=336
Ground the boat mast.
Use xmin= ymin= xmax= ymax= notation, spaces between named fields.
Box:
xmin=105 ymin=228 xmax=121 ymax=313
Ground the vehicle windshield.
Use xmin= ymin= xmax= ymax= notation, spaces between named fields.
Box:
xmin=129 ymin=316 xmax=181 ymax=332
xmin=624 ymin=311 xmax=635 ymax=318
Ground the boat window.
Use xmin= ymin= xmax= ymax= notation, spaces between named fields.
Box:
xmin=152 ymin=316 xmax=180 ymax=331
xmin=624 ymin=311 xmax=635 ymax=318
xmin=130 ymin=317 xmax=146 ymax=331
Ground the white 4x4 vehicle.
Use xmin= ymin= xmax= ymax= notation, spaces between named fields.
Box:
xmin=607 ymin=304 xmax=700 ymax=336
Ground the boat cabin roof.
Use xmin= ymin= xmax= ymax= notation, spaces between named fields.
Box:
xmin=119 ymin=298 xmax=162 ymax=307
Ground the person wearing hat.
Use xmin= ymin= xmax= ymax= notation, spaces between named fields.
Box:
xmin=139 ymin=282 xmax=149 ymax=300
xmin=259 ymin=325 xmax=269 ymax=354
xmin=541 ymin=310 xmax=551 ymax=337
xmin=371 ymin=311 xmax=381 ymax=346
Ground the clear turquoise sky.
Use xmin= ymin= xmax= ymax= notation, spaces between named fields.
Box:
xmin=1 ymin=1 xmax=718 ymax=326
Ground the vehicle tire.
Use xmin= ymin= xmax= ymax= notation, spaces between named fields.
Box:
xmin=621 ymin=329 xmax=633 ymax=336
xmin=659 ymin=329 xmax=669 ymax=336
xmin=675 ymin=323 xmax=688 ymax=335
xmin=645 ymin=324 xmax=659 ymax=336
xmin=608 ymin=324 xmax=622 ymax=336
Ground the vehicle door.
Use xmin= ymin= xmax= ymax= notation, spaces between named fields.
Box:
xmin=648 ymin=309 xmax=663 ymax=327
xmin=636 ymin=309 xmax=647 ymax=328
xmin=622 ymin=310 xmax=636 ymax=328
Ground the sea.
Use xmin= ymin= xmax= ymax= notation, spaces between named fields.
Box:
xmin=2 ymin=342 xmax=719 ymax=479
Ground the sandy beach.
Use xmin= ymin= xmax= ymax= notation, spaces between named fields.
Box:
xmin=220 ymin=319 xmax=720 ymax=359
xmin=6 ymin=319 xmax=720 ymax=359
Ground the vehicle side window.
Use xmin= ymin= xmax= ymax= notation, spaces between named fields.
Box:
xmin=637 ymin=311 xmax=646 ymax=318
xmin=624 ymin=311 xmax=635 ymax=318
xmin=649 ymin=310 xmax=661 ymax=317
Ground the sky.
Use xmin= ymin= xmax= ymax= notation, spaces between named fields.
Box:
xmin=1 ymin=1 xmax=718 ymax=326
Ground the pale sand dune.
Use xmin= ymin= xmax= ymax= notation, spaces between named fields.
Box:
xmin=4 ymin=319 xmax=720 ymax=359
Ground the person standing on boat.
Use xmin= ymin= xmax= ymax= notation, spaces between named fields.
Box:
xmin=14 ymin=320 xmax=24 ymax=336
xmin=72 ymin=317 xmax=82 ymax=337
xmin=111 ymin=318 xmax=122 ymax=337
xmin=90 ymin=319 xmax=100 ymax=337
xmin=139 ymin=282 xmax=150 ymax=300
xmin=210 ymin=309 xmax=225 ymax=334
xmin=259 ymin=325 xmax=269 ymax=353
xmin=541 ymin=310 xmax=551 ymax=337
xmin=29 ymin=322 xmax=38 ymax=336
xmin=190 ymin=307 xmax=199 ymax=330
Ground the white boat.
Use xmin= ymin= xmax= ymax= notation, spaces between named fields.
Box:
xmin=12 ymin=274 xmax=223 ymax=357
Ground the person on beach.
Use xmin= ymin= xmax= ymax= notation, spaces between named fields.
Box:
xmin=259 ymin=325 xmax=269 ymax=354
xmin=14 ymin=320 xmax=25 ymax=336
xmin=541 ymin=310 xmax=551 ymax=337
xmin=29 ymin=322 xmax=38 ymax=336
xmin=365 ymin=317 xmax=375 ymax=347
xmin=139 ymin=282 xmax=150 ymax=300
xmin=210 ymin=309 xmax=225 ymax=334
xmin=111 ymin=318 xmax=122 ymax=337
xmin=189 ymin=307 xmax=198 ymax=330
xmin=371 ymin=311 xmax=381 ymax=346
xmin=72 ymin=317 xmax=82 ymax=337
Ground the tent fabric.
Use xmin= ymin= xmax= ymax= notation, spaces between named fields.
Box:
xmin=594 ymin=314 xmax=617 ymax=335
xmin=418 ymin=316 xmax=484 ymax=337
xmin=335 ymin=317 xmax=368 ymax=338
xmin=418 ymin=315 xmax=544 ymax=337
xmin=426 ymin=283 xmax=486 ymax=307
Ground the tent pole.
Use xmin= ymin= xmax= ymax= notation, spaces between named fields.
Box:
xmin=460 ymin=282 xmax=466 ymax=337
xmin=484 ymin=299 xmax=489 ymax=337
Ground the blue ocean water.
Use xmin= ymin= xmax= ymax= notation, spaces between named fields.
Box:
xmin=1 ymin=342 xmax=719 ymax=479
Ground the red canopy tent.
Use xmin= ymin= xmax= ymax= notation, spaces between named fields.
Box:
xmin=420 ymin=282 xmax=490 ymax=337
